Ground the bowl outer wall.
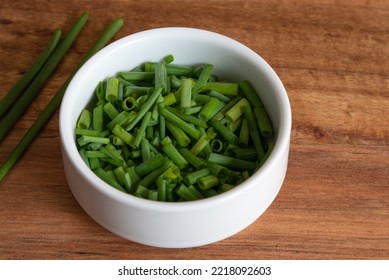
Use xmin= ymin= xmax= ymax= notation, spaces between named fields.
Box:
xmin=59 ymin=27 xmax=291 ymax=248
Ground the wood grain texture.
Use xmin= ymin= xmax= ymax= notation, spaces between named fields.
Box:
xmin=0 ymin=0 xmax=388 ymax=259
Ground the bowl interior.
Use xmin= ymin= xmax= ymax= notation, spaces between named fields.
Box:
xmin=60 ymin=27 xmax=290 ymax=205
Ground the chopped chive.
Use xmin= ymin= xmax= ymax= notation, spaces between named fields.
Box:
xmin=140 ymin=137 xmax=151 ymax=161
xmin=198 ymin=174 xmax=219 ymax=190
xmin=161 ymin=136 xmax=188 ymax=169
xmin=133 ymin=111 xmax=151 ymax=148
xmin=225 ymin=97 xmax=250 ymax=123
xmin=159 ymin=106 xmax=201 ymax=140
xmin=112 ymin=124 xmax=135 ymax=147
xmin=125 ymin=87 xmax=162 ymax=132
xmin=209 ymin=121 xmax=237 ymax=144
xmin=165 ymin=121 xmax=191 ymax=147
xmin=163 ymin=92 xmax=177 ymax=106
xmin=118 ymin=71 xmax=154 ymax=81
xmin=198 ymin=97 xmax=222 ymax=122
xmin=207 ymin=152 xmax=256 ymax=173
xmin=106 ymin=111 xmax=130 ymax=131
xmin=92 ymin=104 xmax=104 ymax=132
xmin=254 ymin=106 xmax=273 ymax=137
xmin=204 ymin=82 xmax=239 ymax=96
xmin=95 ymin=168 xmax=125 ymax=192
xmin=134 ymin=153 xmax=165 ymax=177
xmin=179 ymin=78 xmax=193 ymax=109
xmin=165 ymin=106 xmax=207 ymax=128
xmin=211 ymin=95 xmax=242 ymax=122
xmin=163 ymin=54 xmax=174 ymax=64
xmin=179 ymin=148 xmax=207 ymax=169
xmin=239 ymin=80 xmax=264 ymax=108
xmin=105 ymin=77 xmax=119 ymax=102
xmin=210 ymin=139 xmax=223 ymax=153
xmin=243 ymin=105 xmax=264 ymax=160
xmin=122 ymin=96 xmax=137 ymax=111
xmin=238 ymin=117 xmax=250 ymax=147
xmin=155 ymin=62 xmax=169 ymax=94
xmin=103 ymin=102 xmax=120 ymax=120
xmin=74 ymin=128 xmax=100 ymax=137
xmin=190 ymin=129 xmax=216 ymax=156
xmin=192 ymin=64 xmax=213 ymax=95
xmin=184 ymin=168 xmax=211 ymax=185
xmin=208 ymin=90 xmax=231 ymax=102
xmin=77 ymin=109 xmax=92 ymax=129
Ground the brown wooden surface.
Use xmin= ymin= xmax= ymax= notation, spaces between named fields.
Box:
xmin=0 ymin=0 xmax=388 ymax=260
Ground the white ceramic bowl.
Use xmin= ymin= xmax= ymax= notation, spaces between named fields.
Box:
xmin=59 ymin=27 xmax=291 ymax=248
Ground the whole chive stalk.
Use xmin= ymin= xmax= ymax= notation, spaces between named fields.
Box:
xmin=0 ymin=12 xmax=89 ymax=142
xmin=0 ymin=29 xmax=62 ymax=118
xmin=0 ymin=16 xmax=124 ymax=181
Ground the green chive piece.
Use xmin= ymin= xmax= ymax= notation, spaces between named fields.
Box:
xmin=179 ymin=78 xmax=194 ymax=110
xmin=125 ymin=87 xmax=162 ymax=132
xmin=133 ymin=111 xmax=151 ymax=148
xmin=159 ymin=106 xmax=201 ymax=140
xmin=204 ymin=82 xmax=239 ymax=96
xmin=192 ymin=64 xmax=213 ymax=95
xmin=207 ymin=152 xmax=256 ymax=173
xmin=198 ymin=174 xmax=219 ymax=190
xmin=105 ymin=77 xmax=119 ymax=102
xmin=243 ymin=105 xmax=264 ymax=160
xmin=161 ymin=137 xmax=188 ymax=169
xmin=254 ymin=106 xmax=273 ymax=137
xmin=239 ymin=80 xmax=264 ymax=108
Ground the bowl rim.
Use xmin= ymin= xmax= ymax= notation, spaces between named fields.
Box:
xmin=59 ymin=27 xmax=292 ymax=212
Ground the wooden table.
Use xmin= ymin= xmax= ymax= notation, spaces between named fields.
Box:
xmin=0 ymin=0 xmax=388 ymax=260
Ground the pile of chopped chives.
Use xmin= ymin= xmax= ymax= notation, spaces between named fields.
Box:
xmin=75 ymin=55 xmax=274 ymax=201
